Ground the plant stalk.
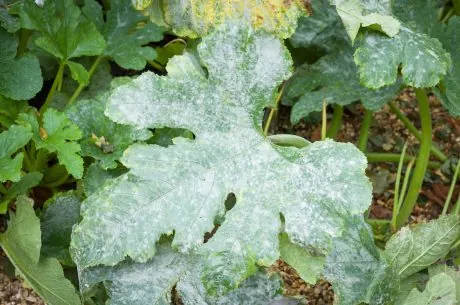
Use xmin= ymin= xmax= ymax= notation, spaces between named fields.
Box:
xmin=366 ymin=153 xmax=441 ymax=169
xmin=358 ymin=109 xmax=373 ymax=152
xmin=67 ymin=56 xmax=103 ymax=107
xmin=263 ymin=87 xmax=284 ymax=136
xmin=388 ymin=102 xmax=446 ymax=162
xmin=392 ymin=142 xmax=408 ymax=227
xmin=442 ymin=161 xmax=460 ymax=215
xmin=40 ymin=62 xmax=65 ymax=115
xmin=17 ymin=29 xmax=31 ymax=56
xmin=321 ymin=99 xmax=327 ymax=140
xmin=395 ymin=88 xmax=432 ymax=229
xmin=326 ymin=104 xmax=343 ymax=139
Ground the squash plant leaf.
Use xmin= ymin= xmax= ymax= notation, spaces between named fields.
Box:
xmin=279 ymin=233 xmax=325 ymax=285
xmin=0 ymin=0 xmax=20 ymax=33
xmin=0 ymin=172 xmax=43 ymax=214
xmin=135 ymin=0 xmax=310 ymax=39
xmin=0 ymin=196 xmax=81 ymax=305
xmin=18 ymin=108 xmax=84 ymax=179
xmin=82 ymin=163 xmax=127 ymax=197
xmin=329 ymin=0 xmax=400 ymax=42
xmin=429 ymin=264 xmax=460 ymax=302
xmin=324 ymin=215 xmax=397 ymax=305
xmin=41 ymin=191 xmax=81 ymax=266
xmin=0 ymin=124 xmax=32 ymax=183
xmin=401 ymin=273 xmax=456 ymax=305
xmin=284 ymin=0 xmax=401 ymax=123
xmin=80 ymin=242 xmax=283 ymax=305
xmin=71 ymin=22 xmax=373 ymax=297
xmin=0 ymin=28 xmax=43 ymax=100
xmin=66 ymin=91 xmax=152 ymax=170
xmin=17 ymin=0 xmax=105 ymax=84
xmin=352 ymin=0 xmax=452 ymax=89
xmin=82 ymin=0 xmax=165 ymax=70
xmin=383 ymin=214 xmax=460 ymax=280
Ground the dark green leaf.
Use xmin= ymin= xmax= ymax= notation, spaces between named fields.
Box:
xmin=0 ymin=124 xmax=32 ymax=182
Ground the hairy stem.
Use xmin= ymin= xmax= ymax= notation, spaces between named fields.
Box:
xmin=67 ymin=56 xmax=103 ymax=107
xmin=326 ymin=104 xmax=343 ymax=139
xmin=395 ymin=88 xmax=432 ymax=229
xmin=40 ymin=61 xmax=65 ymax=115
xmin=388 ymin=102 xmax=446 ymax=162
xmin=358 ymin=109 xmax=373 ymax=152
xmin=442 ymin=161 xmax=460 ymax=215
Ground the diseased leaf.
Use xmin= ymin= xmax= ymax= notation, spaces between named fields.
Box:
xmin=0 ymin=172 xmax=43 ymax=214
xmin=82 ymin=163 xmax=127 ymax=197
xmin=0 ymin=125 xmax=32 ymax=183
xmin=136 ymin=0 xmax=310 ymax=39
xmin=394 ymin=273 xmax=429 ymax=305
xmin=19 ymin=0 xmax=105 ymax=61
xmin=324 ymin=215 xmax=397 ymax=305
xmin=18 ymin=109 xmax=84 ymax=179
xmin=41 ymin=192 xmax=81 ymax=265
xmin=0 ymin=197 xmax=81 ymax=305
xmin=71 ymin=22 xmax=373 ymax=297
xmin=0 ymin=28 xmax=42 ymax=100
xmin=428 ymin=264 xmax=460 ymax=302
xmin=383 ymin=215 xmax=460 ymax=279
xmin=329 ymin=0 xmax=400 ymax=42
xmin=279 ymin=233 xmax=324 ymax=285
xmin=80 ymin=242 xmax=283 ymax=305
xmin=83 ymin=0 xmax=164 ymax=70
xmin=66 ymin=92 xmax=152 ymax=169
xmin=402 ymin=273 xmax=456 ymax=305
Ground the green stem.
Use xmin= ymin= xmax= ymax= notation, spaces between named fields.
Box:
xmin=263 ymin=87 xmax=284 ymax=136
xmin=268 ymin=134 xmax=310 ymax=148
xmin=441 ymin=7 xmax=455 ymax=23
xmin=41 ymin=174 xmax=70 ymax=188
xmin=388 ymin=102 xmax=447 ymax=162
xmin=67 ymin=56 xmax=103 ymax=107
xmin=40 ymin=62 xmax=65 ymax=115
xmin=147 ymin=59 xmax=166 ymax=72
xmin=392 ymin=142 xmax=408 ymax=228
xmin=453 ymin=194 xmax=460 ymax=215
xmin=321 ymin=99 xmax=327 ymax=141
xmin=0 ymin=184 xmax=8 ymax=195
xmin=454 ymin=0 xmax=460 ymax=15
xmin=358 ymin=109 xmax=373 ymax=152
xmin=326 ymin=104 xmax=343 ymax=139
xmin=31 ymin=149 xmax=48 ymax=172
xmin=366 ymin=153 xmax=441 ymax=169
xmin=21 ymin=148 xmax=32 ymax=172
xmin=17 ymin=29 xmax=31 ymax=56
xmin=442 ymin=161 xmax=460 ymax=215
xmin=395 ymin=88 xmax=432 ymax=229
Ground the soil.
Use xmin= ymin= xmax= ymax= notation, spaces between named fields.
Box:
xmin=2 ymin=89 xmax=459 ymax=305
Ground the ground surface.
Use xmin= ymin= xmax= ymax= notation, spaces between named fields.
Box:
xmin=1 ymin=90 xmax=459 ymax=304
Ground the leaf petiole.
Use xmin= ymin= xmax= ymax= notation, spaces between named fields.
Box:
xmin=67 ymin=56 xmax=103 ymax=107
xmin=326 ymin=104 xmax=343 ymax=139
xmin=358 ymin=108 xmax=373 ymax=152
xmin=40 ymin=61 xmax=65 ymax=115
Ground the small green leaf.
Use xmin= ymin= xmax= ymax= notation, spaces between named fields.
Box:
xmin=0 ymin=28 xmax=42 ymax=100
xmin=0 ymin=125 xmax=32 ymax=183
xmin=0 ymin=172 xmax=43 ymax=214
xmin=66 ymin=91 xmax=152 ymax=169
xmin=279 ymin=233 xmax=324 ymax=285
xmin=329 ymin=0 xmax=400 ymax=42
xmin=402 ymin=273 xmax=456 ymax=305
xmin=66 ymin=60 xmax=90 ymax=86
xmin=383 ymin=215 xmax=460 ymax=279
xmin=82 ymin=0 xmax=164 ymax=70
xmin=19 ymin=0 xmax=105 ymax=61
xmin=0 ymin=196 xmax=81 ymax=305
xmin=41 ymin=192 xmax=81 ymax=266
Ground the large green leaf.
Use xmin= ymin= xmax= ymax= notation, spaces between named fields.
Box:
xmin=18 ymin=108 xmax=84 ymax=178
xmin=0 ymin=196 xmax=80 ymax=305
xmin=134 ymin=0 xmax=310 ymax=39
xmin=383 ymin=215 xmax=460 ymax=279
xmin=329 ymin=0 xmax=400 ymax=42
xmin=429 ymin=264 xmax=460 ymax=302
xmin=0 ymin=28 xmax=42 ymax=100
xmin=66 ymin=92 xmax=152 ymax=169
xmin=0 ymin=124 xmax=32 ymax=183
xmin=324 ymin=215 xmax=397 ymax=305
xmin=402 ymin=273 xmax=456 ymax=305
xmin=82 ymin=0 xmax=164 ymax=70
xmin=80 ymin=242 xmax=283 ymax=305
xmin=71 ymin=22 xmax=373 ymax=297
xmin=82 ymin=163 xmax=127 ymax=197
xmin=41 ymin=192 xmax=81 ymax=265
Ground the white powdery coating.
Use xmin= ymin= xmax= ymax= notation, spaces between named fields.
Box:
xmin=71 ymin=22 xmax=372 ymax=288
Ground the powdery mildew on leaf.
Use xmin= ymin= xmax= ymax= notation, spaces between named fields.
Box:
xmin=402 ymin=273 xmax=456 ymax=305
xmin=383 ymin=215 xmax=460 ymax=280
xmin=71 ymin=22 xmax=372 ymax=295
xmin=135 ymin=0 xmax=310 ymax=39
xmin=80 ymin=243 xmax=283 ymax=305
